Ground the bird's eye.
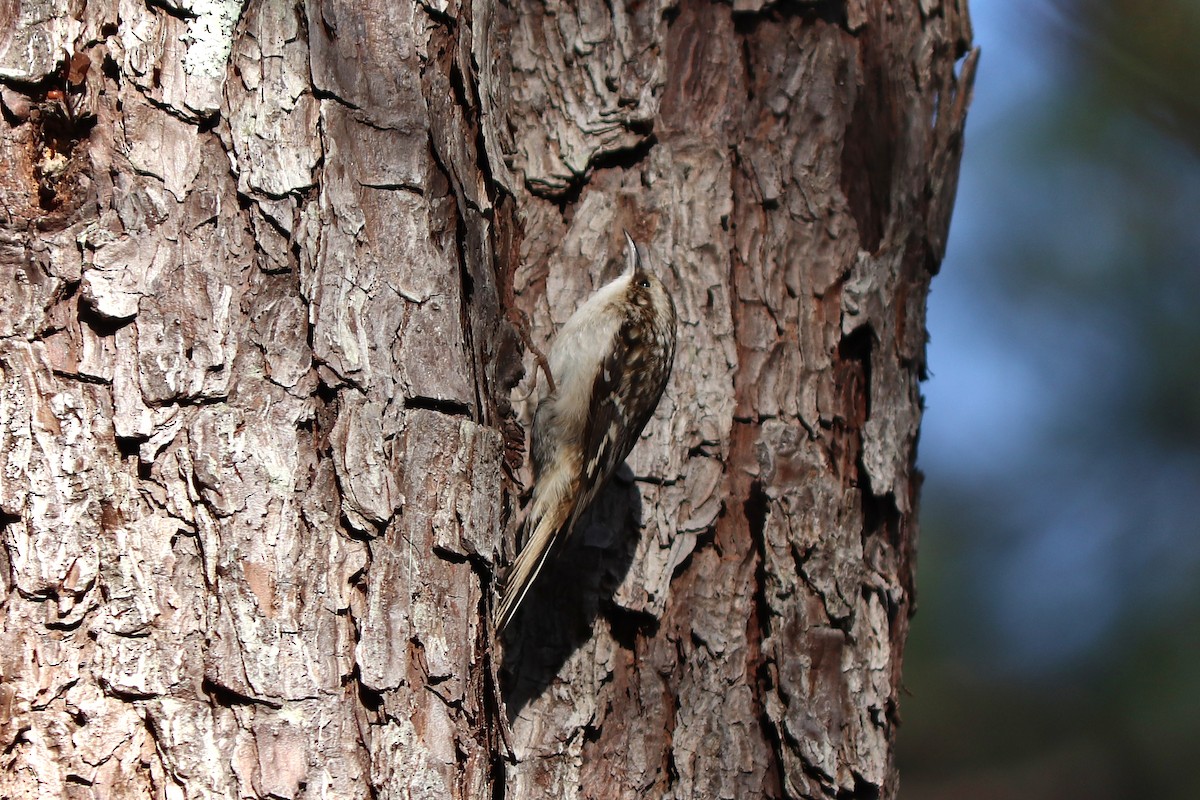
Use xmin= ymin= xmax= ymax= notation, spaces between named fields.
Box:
xmin=638 ymin=278 xmax=651 ymax=289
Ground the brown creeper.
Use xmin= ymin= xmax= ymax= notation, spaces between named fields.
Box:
xmin=494 ymin=232 xmax=678 ymax=630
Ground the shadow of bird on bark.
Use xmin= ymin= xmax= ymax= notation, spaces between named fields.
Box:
xmin=498 ymin=465 xmax=645 ymax=719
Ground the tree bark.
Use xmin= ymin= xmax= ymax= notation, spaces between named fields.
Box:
xmin=0 ymin=1 xmax=975 ymax=799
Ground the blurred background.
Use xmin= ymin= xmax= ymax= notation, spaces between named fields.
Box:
xmin=899 ymin=0 xmax=1200 ymax=797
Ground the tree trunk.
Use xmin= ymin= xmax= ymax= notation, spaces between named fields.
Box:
xmin=0 ymin=1 xmax=974 ymax=798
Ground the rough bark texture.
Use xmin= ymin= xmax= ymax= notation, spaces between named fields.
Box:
xmin=0 ymin=1 xmax=974 ymax=799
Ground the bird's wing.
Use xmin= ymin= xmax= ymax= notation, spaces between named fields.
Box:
xmin=574 ymin=312 xmax=668 ymax=518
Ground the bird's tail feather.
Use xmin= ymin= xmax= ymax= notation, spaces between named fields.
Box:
xmin=493 ymin=495 xmax=571 ymax=630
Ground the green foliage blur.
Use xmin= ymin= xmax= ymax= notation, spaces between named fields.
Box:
xmin=900 ymin=1 xmax=1200 ymax=797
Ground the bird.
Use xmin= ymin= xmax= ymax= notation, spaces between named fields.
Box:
xmin=494 ymin=232 xmax=678 ymax=630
